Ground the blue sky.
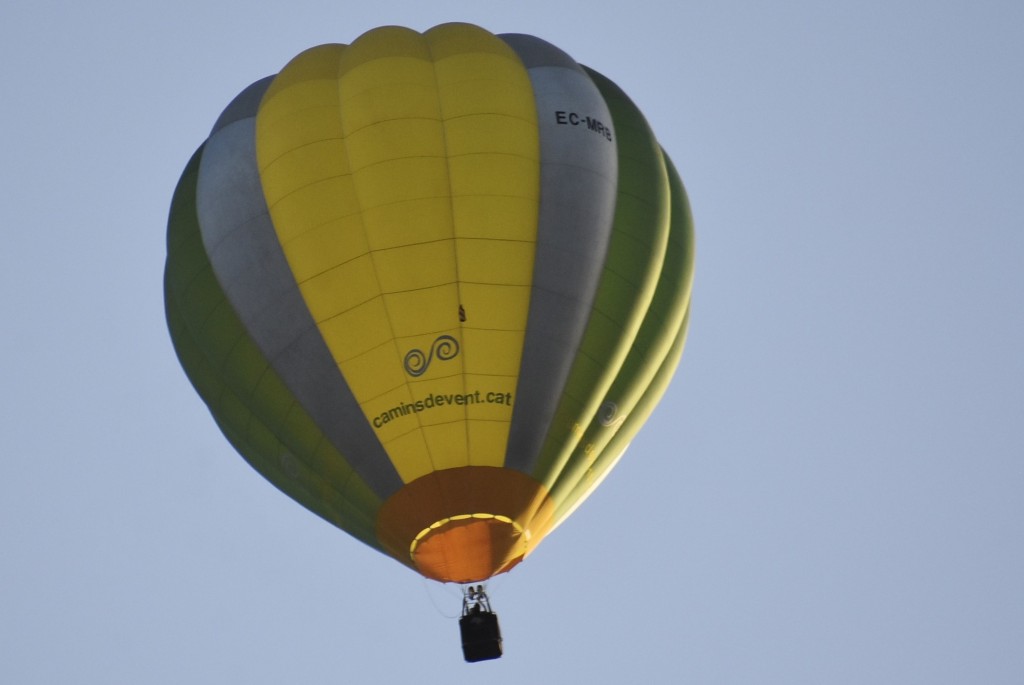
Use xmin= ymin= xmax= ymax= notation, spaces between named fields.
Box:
xmin=3 ymin=1 xmax=1022 ymax=682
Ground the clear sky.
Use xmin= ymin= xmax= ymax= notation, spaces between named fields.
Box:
xmin=3 ymin=1 xmax=1022 ymax=683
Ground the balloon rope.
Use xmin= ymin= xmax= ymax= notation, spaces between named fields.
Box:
xmin=421 ymin=577 xmax=462 ymax=619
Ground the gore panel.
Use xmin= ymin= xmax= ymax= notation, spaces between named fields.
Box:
xmin=167 ymin=293 xmax=382 ymax=548
xmin=211 ymin=76 xmax=274 ymax=134
xmin=529 ymin=66 xmax=672 ymax=489
xmin=550 ymin=313 xmax=690 ymax=528
xmin=165 ymin=147 xmax=384 ymax=547
xmin=196 ymin=83 xmax=404 ymax=498
xmin=256 ymin=27 xmax=540 ymax=483
xmin=546 ymin=149 xmax=695 ymax=511
xmin=499 ymin=34 xmax=619 ymax=474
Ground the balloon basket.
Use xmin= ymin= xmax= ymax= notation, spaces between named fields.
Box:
xmin=459 ymin=586 xmax=502 ymax=662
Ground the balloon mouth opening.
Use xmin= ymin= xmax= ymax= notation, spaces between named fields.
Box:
xmin=410 ymin=514 xmax=531 ymax=583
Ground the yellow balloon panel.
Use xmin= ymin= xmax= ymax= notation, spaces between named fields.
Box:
xmin=425 ymin=22 xmax=512 ymax=61
xmin=267 ymin=176 xmax=359 ymax=244
xmin=318 ymin=300 xmax=394 ymax=363
xmin=261 ymin=44 xmax=347 ymax=105
xmin=380 ymin=427 xmax=436 ymax=481
xmin=338 ymin=81 xmax=439 ymax=131
xmin=255 ymin=26 xmax=539 ymax=486
xmin=458 ymin=238 xmax=534 ymax=283
xmin=461 ymin=328 xmax=525 ymax=376
xmin=258 ymin=140 xmax=349 ymax=204
xmin=459 ymin=283 xmax=531 ymax=332
xmin=352 ymin=158 xmax=451 ymax=209
xmin=338 ymin=27 xmax=432 ymax=75
xmin=421 ymin=423 xmax=471 ymax=465
xmin=359 ymin=198 xmax=453 ymax=249
xmin=344 ymin=119 xmax=447 ymax=170
xmin=443 ymin=114 xmax=536 ymax=157
xmin=452 ymin=196 xmax=536 ymax=238
xmin=466 ymin=421 xmax=510 ymax=467
xmin=374 ymin=242 xmax=455 ymax=291
xmin=258 ymin=48 xmax=347 ymax=165
xmin=300 ymin=253 xmax=378 ymax=320
xmin=383 ymin=287 xmax=459 ymax=338
xmin=282 ymin=213 xmax=368 ymax=284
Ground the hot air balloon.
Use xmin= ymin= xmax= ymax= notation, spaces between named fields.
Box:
xmin=165 ymin=22 xmax=693 ymax=605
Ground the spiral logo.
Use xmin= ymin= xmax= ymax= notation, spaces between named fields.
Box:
xmin=598 ymin=400 xmax=622 ymax=427
xmin=403 ymin=335 xmax=460 ymax=377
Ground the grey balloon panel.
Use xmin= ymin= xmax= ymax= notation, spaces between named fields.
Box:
xmin=211 ymin=76 xmax=275 ymax=135
xmin=501 ymin=37 xmax=619 ymax=473
xmin=499 ymin=34 xmax=582 ymax=71
xmin=195 ymin=103 xmax=404 ymax=499
xmin=196 ymin=121 xmax=316 ymax=357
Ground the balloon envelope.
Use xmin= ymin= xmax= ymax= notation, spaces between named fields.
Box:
xmin=165 ymin=23 xmax=694 ymax=583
